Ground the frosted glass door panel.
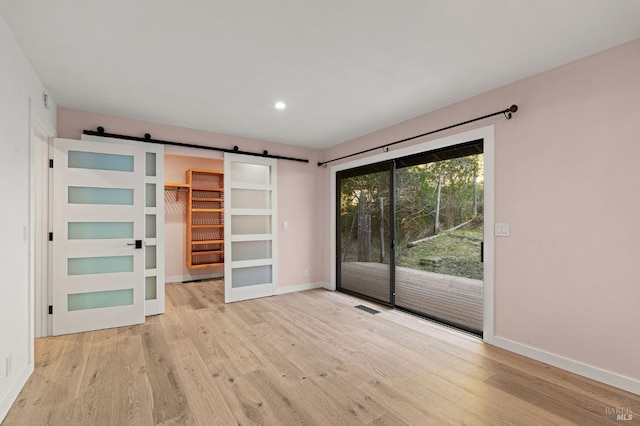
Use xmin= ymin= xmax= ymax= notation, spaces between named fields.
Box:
xmin=230 ymin=189 xmax=271 ymax=209
xmin=231 ymin=216 xmax=271 ymax=234
xmin=68 ymin=187 xmax=134 ymax=205
xmin=68 ymin=151 xmax=134 ymax=172
xmin=146 ymin=184 xmax=156 ymax=207
xmin=230 ymin=162 xmax=270 ymax=185
xmin=145 ymin=215 xmax=157 ymax=238
xmin=232 ymin=266 xmax=272 ymax=288
xmin=68 ymin=289 xmax=134 ymax=311
xmin=231 ymin=241 xmax=271 ymax=262
xmin=145 ymin=152 xmax=156 ymax=176
xmin=68 ymin=255 xmax=134 ymax=275
xmin=145 ymin=246 xmax=157 ymax=269
xmin=68 ymin=222 xmax=133 ymax=239
xmin=145 ymin=276 xmax=157 ymax=300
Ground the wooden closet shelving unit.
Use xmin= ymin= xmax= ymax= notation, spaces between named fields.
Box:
xmin=186 ymin=169 xmax=224 ymax=269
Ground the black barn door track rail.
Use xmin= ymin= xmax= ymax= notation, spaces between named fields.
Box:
xmin=318 ymin=104 xmax=518 ymax=167
xmin=83 ymin=127 xmax=310 ymax=164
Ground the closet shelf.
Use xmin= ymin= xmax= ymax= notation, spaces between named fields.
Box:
xmin=190 ymin=263 xmax=224 ymax=269
xmin=192 ymin=197 xmax=224 ymax=202
xmin=164 ymin=182 xmax=191 ymax=189
xmin=191 ymin=186 xmax=224 ymax=192
xmin=192 ymin=208 xmax=224 ymax=213
xmin=191 ymin=239 xmax=224 ymax=245
xmin=186 ymin=169 xmax=225 ymax=269
xmin=192 ymin=250 xmax=224 ymax=255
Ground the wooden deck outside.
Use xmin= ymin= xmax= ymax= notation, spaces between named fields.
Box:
xmin=341 ymin=262 xmax=483 ymax=333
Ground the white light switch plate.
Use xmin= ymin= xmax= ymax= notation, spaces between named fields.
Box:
xmin=495 ymin=223 xmax=510 ymax=237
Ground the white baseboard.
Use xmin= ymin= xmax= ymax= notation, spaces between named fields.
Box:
xmin=165 ymin=273 xmax=224 ymax=284
xmin=1 ymin=364 xmax=33 ymax=423
xmin=321 ymin=282 xmax=333 ymax=291
xmin=277 ymin=282 xmax=325 ymax=295
xmin=491 ymin=336 xmax=640 ymax=395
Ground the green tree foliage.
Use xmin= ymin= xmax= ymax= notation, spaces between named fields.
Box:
xmin=396 ymin=154 xmax=483 ymax=244
xmin=339 ymin=155 xmax=483 ymax=258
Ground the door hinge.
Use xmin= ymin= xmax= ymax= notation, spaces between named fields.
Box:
xmin=48 ymin=305 xmax=53 ymax=315
xmin=48 ymin=232 xmax=53 ymax=241
xmin=49 ymin=159 xmax=53 ymax=168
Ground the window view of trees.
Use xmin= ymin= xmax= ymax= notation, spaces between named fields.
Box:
xmin=340 ymin=169 xmax=391 ymax=265
xmin=339 ymin=154 xmax=484 ymax=280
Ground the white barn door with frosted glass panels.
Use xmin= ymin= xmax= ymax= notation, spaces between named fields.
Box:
xmin=52 ymin=137 xmax=161 ymax=335
xmin=224 ymin=154 xmax=277 ymax=303
xmin=82 ymin=134 xmax=165 ymax=317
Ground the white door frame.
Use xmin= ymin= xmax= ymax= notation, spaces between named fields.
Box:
xmin=31 ymin=117 xmax=55 ymax=338
xmin=329 ymin=126 xmax=496 ymax=341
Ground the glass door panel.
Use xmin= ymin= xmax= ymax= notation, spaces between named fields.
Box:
xmin=68 ymin=150 xmax=134 ymax=172
xmin=337 ymin=164 xmax=392 ymax=305
xmin=68 ymin=222 xmax=134 ymax=239
xmin=224 ymin=154 xmax=277 ymax=302
xmin=394 ymin=142 xmax=484 ymax=334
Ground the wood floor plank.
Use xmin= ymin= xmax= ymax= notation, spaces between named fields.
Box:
xmin=115 ymin=332 xmax=154 ymax=426
xmin=305 ymin=362 xmax=388 ymax=424
xmin=73 ymin=328 xmax=120 ymax=425
xmin=238 ymin=368 xmax=329 ymax=425
xmin=0 ymin=337 xmax=68 ymax=424
xmin=169 ymin=339 xmax=237 ymax=425
xmin=206 ymin=360 xmax=271 ymax=425
xmin=35 ymin=331 xmax=92 ymax=406
xmin=18 ymin=399 xmax=80 ymax=426
xmin=140 ymin=321 xmax=191 ymax=424
xmin=4 ymin=280 xmax=640 ymax=426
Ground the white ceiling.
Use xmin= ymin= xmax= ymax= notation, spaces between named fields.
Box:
xmin=2 ymin=1 xmax=640 ymax=149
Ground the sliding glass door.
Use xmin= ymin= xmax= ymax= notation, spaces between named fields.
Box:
xmin=394 ymin=142 xmax=484 ymax=334
xmin=336 ymin=141 xmax=484 ymax=335
xmin=337 ymin=163 xmax=393 ymax=305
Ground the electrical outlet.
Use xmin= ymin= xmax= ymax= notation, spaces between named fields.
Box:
xmin=304 ymin=269 xmax=309 ymax=278
xmin=282 ymin=221 xmax=288 ymax=230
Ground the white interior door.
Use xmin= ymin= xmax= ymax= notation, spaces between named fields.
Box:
xmin=52 ymin=138 xmax=146 ymax=335
xmin=81 ymin=134 xmax=165 ymax=317
xmin=224 ymin=154 xmax=277 ymax=302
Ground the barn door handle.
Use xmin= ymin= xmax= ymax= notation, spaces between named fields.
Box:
xmin=480 ymin=241 xmax=484 ymax=263
xmin=127 ymin=240 xmax=143 ymax=249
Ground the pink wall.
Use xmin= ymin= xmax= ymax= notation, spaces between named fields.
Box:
xmin=321 ymin=39 xmax=640 ymax=381
xmin=57 ymin=108 xmax=325 ymax=288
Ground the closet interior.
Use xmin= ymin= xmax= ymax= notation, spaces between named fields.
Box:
xmin=164 ymin=160 xmax=225 ymax=279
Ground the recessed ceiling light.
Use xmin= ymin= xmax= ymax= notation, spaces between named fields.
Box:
xmin=275 ymin=101 xmax=286 ymax=110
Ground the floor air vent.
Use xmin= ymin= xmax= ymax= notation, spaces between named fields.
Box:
xmin=355 ymin=305 xmax=380 ymax=314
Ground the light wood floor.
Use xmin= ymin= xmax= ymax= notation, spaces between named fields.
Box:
xmin=342 ymin=262 xmax=483 ymax=332
xmin=3 ymin=280 xmax=639 ymax=425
